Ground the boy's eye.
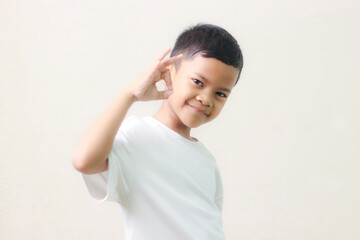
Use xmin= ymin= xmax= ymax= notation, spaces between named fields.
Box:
xmin=192 ymin=79 xmax=203 ymax=87
xmin=217 ymin=92 xmax=227 ymax=98
xmin=192 ymin=78 xmax=227 ymax=98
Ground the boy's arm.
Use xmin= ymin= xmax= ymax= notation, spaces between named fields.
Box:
xmin=71 ymin=47 xmax=183 ymax=175
xmin=71 ymin=89 xmax=136 ymax=174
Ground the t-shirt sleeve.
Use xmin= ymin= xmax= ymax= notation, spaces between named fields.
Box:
xmin=81 ymin=115 xmax=136 ymax=206
xmin=214 ymin=166 xmax=224 ymax=213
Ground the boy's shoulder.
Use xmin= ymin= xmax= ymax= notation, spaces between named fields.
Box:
xmin=122 ymin=115 xmax=139 ymax=124
xmin=118 ymin=115 xmax=156 ymax=137
xmin=118 ymin=116 xmax=218 ymax=162
xmin=118 ymin=115 xmax=144 ymax=133
xmin=120 ymin=115 xmax=147 ymax=128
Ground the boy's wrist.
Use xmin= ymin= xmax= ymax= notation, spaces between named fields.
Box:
xmin=120 ymin=87 xmax=138 ymax=103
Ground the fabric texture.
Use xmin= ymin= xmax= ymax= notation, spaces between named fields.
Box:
xmin=81 ymin=115 xmax=225 ymax=240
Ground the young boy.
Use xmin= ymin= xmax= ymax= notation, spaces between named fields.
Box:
xmin=72 ymin=23 xmax=243 ymax=240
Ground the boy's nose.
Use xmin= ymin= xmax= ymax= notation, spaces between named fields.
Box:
xmin=196 ymin=94 xmax=212 ymax=107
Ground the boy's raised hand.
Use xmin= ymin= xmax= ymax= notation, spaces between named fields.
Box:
xmin=125 ymin=47 xmax=184 ymax=102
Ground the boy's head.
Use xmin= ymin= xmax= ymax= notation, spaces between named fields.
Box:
xmin=163 ymin=23 xmax=243 ymax=129
xmin=170 ymin=22 xmax=243 ymax=86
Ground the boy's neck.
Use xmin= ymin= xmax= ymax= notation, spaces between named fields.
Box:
xmin=152 ymin=102 xmax=197 ymax=142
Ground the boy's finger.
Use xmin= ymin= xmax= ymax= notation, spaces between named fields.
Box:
xmin=149 ymin=48 xmax=172 ymax=72
xmin=158 ymin=54 xmax=183 ymax=71
xmin=155 ymin=88 xmax=173 ymax=100
xmin=156 ymin=47 xmax=172 ymax=61
xmin=161 ymin=71 xmax=172 ymax=90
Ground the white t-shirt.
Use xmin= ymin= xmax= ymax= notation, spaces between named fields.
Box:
xmin=81 ymin=115 xmax=225 ymax=240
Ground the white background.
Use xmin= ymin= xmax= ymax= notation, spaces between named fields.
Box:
xmin=1 ymin=0 xmax=359 ymax=239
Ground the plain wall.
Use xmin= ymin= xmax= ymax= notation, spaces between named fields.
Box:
xmin=1 ymin=0 xmax=359 ymax=239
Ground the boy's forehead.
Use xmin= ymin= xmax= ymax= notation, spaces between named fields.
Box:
xmin=180 ymin=54 xmax=238 ymax=88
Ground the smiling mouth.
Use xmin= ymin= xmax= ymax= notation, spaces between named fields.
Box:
xmin=187 ymin=103 xmax=209 ymax=116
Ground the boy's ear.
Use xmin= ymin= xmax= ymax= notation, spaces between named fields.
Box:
xmin=169 ymin=63 xmax=177 ymax=74
xmin=165 ymin=64 xmax=174 ymax=71
xmin=163 ymin=64 xmax=175 ymax=76
xmin=163 ymin=64 xmax=171 ymax=72
xmin=169 ymin=64 xmax=177 ymax=79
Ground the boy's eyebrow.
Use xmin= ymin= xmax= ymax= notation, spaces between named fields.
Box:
xmin=194 ymin=72 xmax=232 ymax=93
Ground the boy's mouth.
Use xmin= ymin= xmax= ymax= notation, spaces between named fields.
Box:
xmin=187 ymin=103 xmax=209 ymax=116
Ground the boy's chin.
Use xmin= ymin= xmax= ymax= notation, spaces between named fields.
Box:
xmin=181 ymin=115 xmax=209 ymax=128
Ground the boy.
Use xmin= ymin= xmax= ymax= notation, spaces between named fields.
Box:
xmin=72 ymin=23 xmax=243 ymax=240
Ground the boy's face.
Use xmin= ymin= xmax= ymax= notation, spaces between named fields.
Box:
xmin=166 ymin=52 xmax=239 ymax=128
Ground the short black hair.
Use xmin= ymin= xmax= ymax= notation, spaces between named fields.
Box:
xmin=170 ymin=22 xmax=243 ymax=86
